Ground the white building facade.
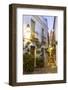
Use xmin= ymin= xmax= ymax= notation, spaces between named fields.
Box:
xmin=23 ymin=15 xmax=48 ymax=67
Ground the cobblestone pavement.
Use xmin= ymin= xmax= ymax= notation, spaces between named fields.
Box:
xmin=33 ymin=60 xmax=57 ymax=74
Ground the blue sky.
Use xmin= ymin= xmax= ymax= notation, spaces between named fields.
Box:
xmin=43 ymin=16 xmax=54 ymax=32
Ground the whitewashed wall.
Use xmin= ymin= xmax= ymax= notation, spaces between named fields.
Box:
xmin=23 ymin=15 xmax=48 ymax=44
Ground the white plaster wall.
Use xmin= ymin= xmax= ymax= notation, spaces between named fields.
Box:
xmin=23 ymin=15 xmax=48 ymax=43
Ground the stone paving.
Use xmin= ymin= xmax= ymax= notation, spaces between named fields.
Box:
xmin=33 ymin=60 xmax=57 ymax=74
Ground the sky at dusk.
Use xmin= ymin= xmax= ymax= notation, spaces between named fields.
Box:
xmin=43 ymin=16 xmax=54 ymax=33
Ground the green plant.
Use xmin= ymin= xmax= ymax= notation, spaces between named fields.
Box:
xmin=36 ymin=57 xmax=44 ymax=68
xmin=23 ymin=53 xmax=34 ymax=74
